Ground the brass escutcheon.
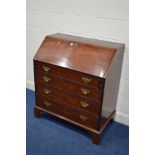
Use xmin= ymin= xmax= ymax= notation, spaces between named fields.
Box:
xmin=81 ymin=88 xmax=90 ymax=95
xmin=81 ymin=77 xmax=92 ymax=84
xmin=43 ymin=66 xmax=50 ymax=72
xmin=79 ymin=115 xmax=88 ymax=121
xmin=44 ymin=101 xmax=52 ymax=107
xmin=43 ymin=76 xmax=51 ymax=82
xmin=43 ymin=88 xmax=51 ymax=94
xmin=80 ymin=101 xmax=89 ymax=108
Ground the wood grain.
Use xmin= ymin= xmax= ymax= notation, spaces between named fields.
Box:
xmin=33 ymin=33 xmax=124 ymax=144
xmin=34 ymin=34 xmax=116 ymax=78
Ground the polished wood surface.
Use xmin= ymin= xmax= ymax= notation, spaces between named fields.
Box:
xmin=34 ymin=34 xmax=116 ymax=78
xmin=36 ymin=95 xmax=99 ymax=129
xmin=34 ymin=60 xmax=103 ymax=89
xmin=33 ymin=33 xmax=124 ymax=144
xmin=35 ymin=85 xmax=101 ymax=115
xmin=35 ymin=71 xmax=102 ymax=101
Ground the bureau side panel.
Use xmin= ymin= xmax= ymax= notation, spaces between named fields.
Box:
xmin=101 ymin=45 xmax=125 ymax=118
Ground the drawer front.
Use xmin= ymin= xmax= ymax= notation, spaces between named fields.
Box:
xmin=36 ymin=95 xmax=99 ymax=129
xmin=35 ymin=84 xmax=101 ymax=115
xmin=35 ymin=71 xmax=101 ymax=101
xmin=34 ymin=61 xmax=103 ymax=89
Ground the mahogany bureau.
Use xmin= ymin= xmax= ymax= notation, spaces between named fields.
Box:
xmin=33 ymin=33 xmax=125 ymax=144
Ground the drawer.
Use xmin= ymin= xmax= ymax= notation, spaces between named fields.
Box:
xmin=35 ymin=84 xmax=101 ymax=115
xmin=35 ymin=71 xmax=102 ymax=101
xmin=36 ymin=95 xmax=99 ymax=129
xmin=34 ymin=60 xmax=103 ymax=89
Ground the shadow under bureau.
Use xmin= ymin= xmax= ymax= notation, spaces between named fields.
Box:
xmin=33 ymin=33 xmax=125 ymax=144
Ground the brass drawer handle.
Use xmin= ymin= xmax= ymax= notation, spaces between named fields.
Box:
xmin=81 ymin=77 xmax=92 ymax=84
xmin=80 ymin=101 xmax=89 ymax=108
xmin=43 ymin=76 xmax=51 ymax=82
xmin=44 ymin=101 xmax=52 ymax=107
xmin=81 ymin=88 xmax=90 ymax=95
xmin=43 ymin=88 xmax=51 ymax=94
xmin=79 ymin=115 xmax=88 ymax=121
xmin=43 ymin=66 xmax=50 ymax=72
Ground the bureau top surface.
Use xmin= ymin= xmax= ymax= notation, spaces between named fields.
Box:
xmin=34 ymin=33 xmax=122 ymax=78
